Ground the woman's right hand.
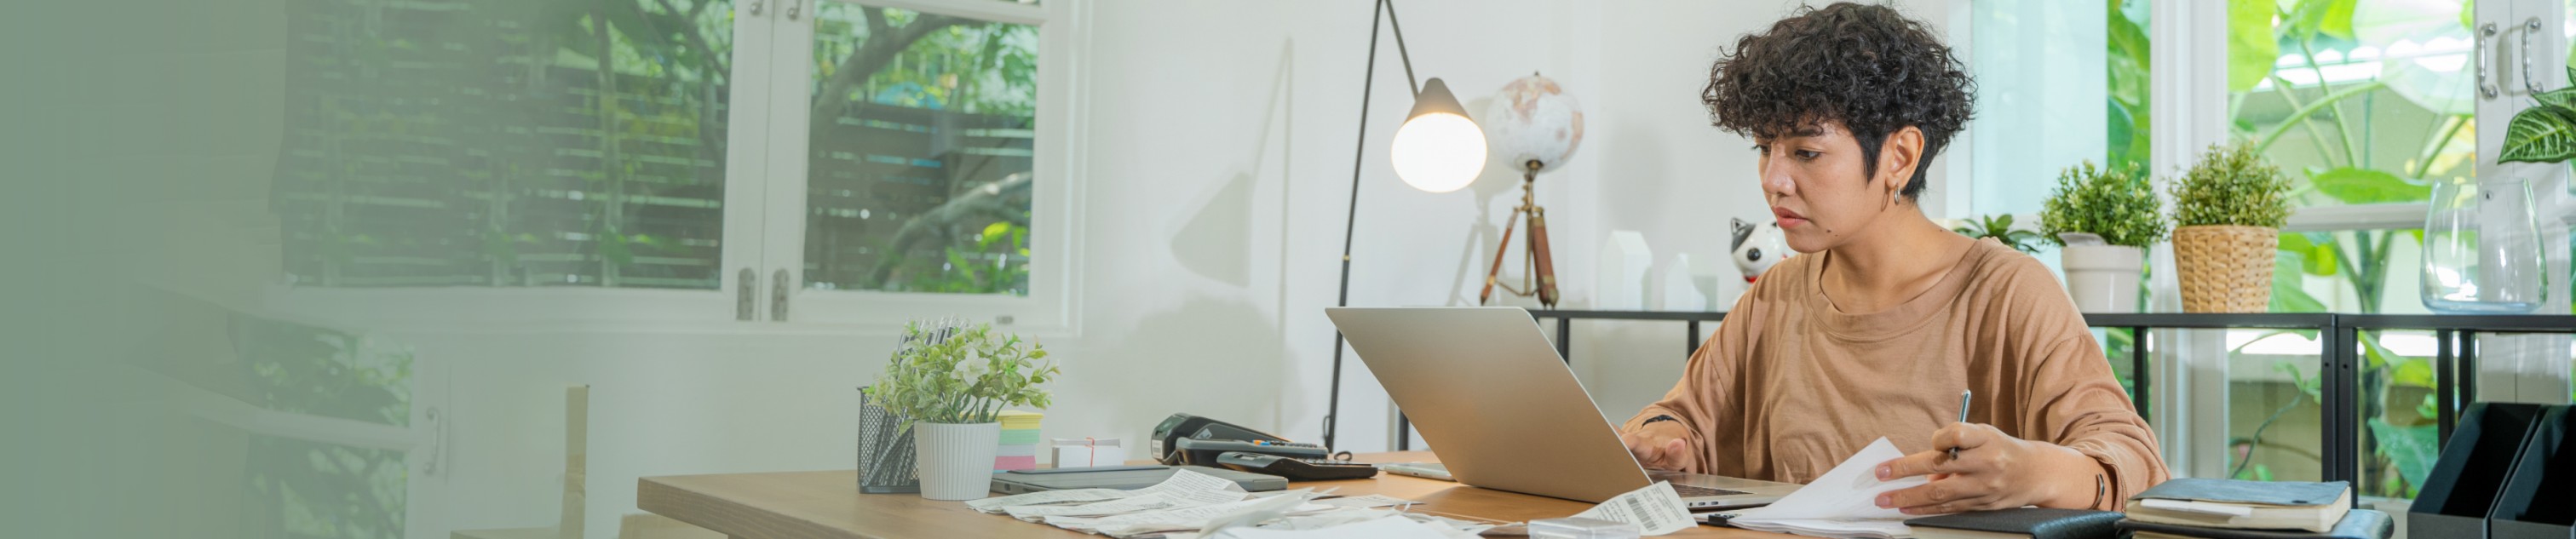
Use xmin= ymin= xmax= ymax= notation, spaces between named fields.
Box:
xmin=1620 ymin=421 xmax=1693 ymax=470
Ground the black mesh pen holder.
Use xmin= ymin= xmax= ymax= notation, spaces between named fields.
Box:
xmin=857 ymin=387 xmax=919 ymax=493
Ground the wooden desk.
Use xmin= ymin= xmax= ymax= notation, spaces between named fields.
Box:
xmin=638 ymin=452 xmax=1793 ymax=538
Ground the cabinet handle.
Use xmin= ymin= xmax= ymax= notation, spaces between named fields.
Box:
xmin=745 ymin=0 xmax=763 ymax=16
xmin=737 ymin=267 xmax=757 ymax=321
xmin=2480 ymin=22 xmax=2500 ymax=99
xmin=785 ymin=0 xmax=802 ymax=20
xmin=2521 ymin=17 xmax=2546 ymax=95
xmin=771 ymin=268 xmax=793 ymax=321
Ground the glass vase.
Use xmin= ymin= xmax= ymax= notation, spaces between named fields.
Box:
xmin=2420 ymin=177 xmax=2546 ymax=313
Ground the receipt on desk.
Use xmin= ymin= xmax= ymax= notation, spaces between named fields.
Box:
xmin=1569 ymin=481 xmax=1694 ymax=536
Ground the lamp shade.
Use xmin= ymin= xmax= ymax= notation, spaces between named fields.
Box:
xmin=1390 ymin=77 xmax=1486 ymax=193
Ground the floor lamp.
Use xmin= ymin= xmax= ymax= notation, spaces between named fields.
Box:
xmin=1321 ymin=0 xmax=1487 ymax=450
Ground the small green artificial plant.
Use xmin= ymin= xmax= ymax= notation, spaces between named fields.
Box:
xmin=1952 ymin=214 xmax=2047 ymax=255
xmin=2038 ymin=160 xmax=2169 ymax=247
xmin=865 ymin=321 xmax=1058 ymax=426
xmin=2171 ymin=140 xmax=2293 ymax=228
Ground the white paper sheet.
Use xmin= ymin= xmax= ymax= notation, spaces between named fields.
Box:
xmin=1206 ymin=514 xmax=1456 ymax=539
xmin=1084 ymin=498 xmax=1335 ymax=537
xmin=1569 ymin=481 xmax=1697 ymax=536
xmin=1005 ymin=488 xmax=1246 ymax=520
xmin=1719 ymin=437 xmax=1942 ymax=539
xmin=1316 ymin=494 xmax=1417 ymax=509
xmin=965 ymin=488 xmax=1128 ymax=513
xmin=968 ymin=467 xmax=1244 ymax=514
xmin=1140 ymin=468 xmax=1249 ymax=495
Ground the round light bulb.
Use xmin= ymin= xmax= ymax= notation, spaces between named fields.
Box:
xmin=1389 ymin=112 xmax=1487 ymax=193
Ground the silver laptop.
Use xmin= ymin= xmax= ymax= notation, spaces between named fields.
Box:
xmin=1325 ymin=307 xmax=1799 ymax=509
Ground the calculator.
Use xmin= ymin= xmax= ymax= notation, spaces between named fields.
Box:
xmin=1213 ymin=451 xmax=1382 ymax=481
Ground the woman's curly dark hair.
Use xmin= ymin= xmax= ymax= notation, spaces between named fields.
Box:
xmin=1703 ymin=2 xmax=1975 ymax=200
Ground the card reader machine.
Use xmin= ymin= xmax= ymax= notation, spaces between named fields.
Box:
xmin=1148 ymin=413 xmax=1380 ymax=481
xmin=1149 ymin=413 xmax=1295 ymax=464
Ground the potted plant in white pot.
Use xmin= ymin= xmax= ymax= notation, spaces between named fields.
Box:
xmin=2171 ymin=141 xmax=2293 ymax=313
xmin=2039 ymin=161 xmax=2167 ymax=313
xmin=864 ymin=321 xmax=1057 ymax=501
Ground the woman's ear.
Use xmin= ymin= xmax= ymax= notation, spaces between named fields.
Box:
xmin=1880 ymin=126 xmax=1925 ymax=198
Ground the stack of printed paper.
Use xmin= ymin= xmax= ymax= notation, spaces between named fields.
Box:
xmin=1715 ymin=437 xmax=1947 ymax=539
xmin=964 ymin=469 xmax=1490 ymax=538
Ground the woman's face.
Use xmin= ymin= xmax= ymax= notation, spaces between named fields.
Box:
xmin=1752 ymin=122 xmax=1917 ymax=253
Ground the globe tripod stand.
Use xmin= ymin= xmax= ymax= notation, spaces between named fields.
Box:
xmin=1479 ymin=160 xmax=1558 ymax=307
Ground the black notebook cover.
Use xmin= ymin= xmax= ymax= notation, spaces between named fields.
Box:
xmin=2115 ymin=509 xmax=2392 ymax=539
xmin=1903 ymin=507 xmax=2124 ymax=539
xmin=2130 ymin=478 xmax=2349 ymax=506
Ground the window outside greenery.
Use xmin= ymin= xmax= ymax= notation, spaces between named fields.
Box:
xmin=803 ymin=3 xmax=1038 ymax=295
xmin=2218 ymin=0 xmax=2475 ymax=500
xmin=279 ymin=0 xmax=737 ymax=289
xmin=277 ymin=0 xmax=1044 ymax=295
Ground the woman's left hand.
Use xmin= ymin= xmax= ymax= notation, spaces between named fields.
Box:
xmin=1872 ymin=422 xmax=2108 ymax=513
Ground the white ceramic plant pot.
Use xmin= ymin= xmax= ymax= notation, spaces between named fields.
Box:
xmin=2061 ymin=244 xmax=2144 ymax=313
xmin=913 ymin=421 xmax=1001 ymax=500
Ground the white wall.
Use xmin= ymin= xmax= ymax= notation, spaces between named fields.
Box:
xmin=1571 ymin=0 xmax=1960 ymax=433
xmin=106 ymin=1 xmax=1986 ymax=536
xmin=419 ymin=2 xmax=2002 ymax=536
xmin=417 ymin=0 xmax=1613 ymax=535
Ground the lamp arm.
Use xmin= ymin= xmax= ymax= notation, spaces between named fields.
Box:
xmin=1381 ymin=0 xmax=1421 ymax=97
xmin=1323 ymin=0 xmax=1393 ymax=451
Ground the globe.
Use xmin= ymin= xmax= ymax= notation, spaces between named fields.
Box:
xmin=1484 ymin=74 xmax=1585 ymax=173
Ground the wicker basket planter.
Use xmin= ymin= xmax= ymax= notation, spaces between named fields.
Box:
xmin=2174 ymin=225 xmax=2277 ymax=313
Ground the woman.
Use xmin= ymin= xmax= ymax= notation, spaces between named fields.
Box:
xmin=1617 ymin=3 xmax=2169 ymax=513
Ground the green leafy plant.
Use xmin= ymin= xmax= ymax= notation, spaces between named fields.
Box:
xmin=1952 ymin=214 xmax=2046 ymax=255
xmin=2172 ymin=141 xmax=2294 ymax=228
xmin=2039 ymin=161 xmax=2168 ymax=248
xmin=865 ymin=322 xmax=1058 ymax=426
xmin=2207 ymin=0 xmax=2472 ymax=501
xmin=2499 ymin=65 xmax=2576 ymax=163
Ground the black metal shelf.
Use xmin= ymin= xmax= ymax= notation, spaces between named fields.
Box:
xmin=1486 ymin=308 xmax=2574 ymax=485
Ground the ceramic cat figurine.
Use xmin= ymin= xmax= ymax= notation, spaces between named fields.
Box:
xmin=1730 ymin=217 xmax=1792 ymax=284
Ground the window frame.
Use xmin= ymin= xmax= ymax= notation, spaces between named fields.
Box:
xmin=264 ymin=0 xmax=1089 ymax=335
xmin=762 ymin=0 xmax=1088 ymax=334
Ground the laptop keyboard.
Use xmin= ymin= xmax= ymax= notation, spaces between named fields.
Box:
xmin=1671 ymin=484 xmax=1751 ymax=497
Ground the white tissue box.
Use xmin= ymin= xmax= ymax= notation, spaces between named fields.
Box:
xmin=1051 ymin=438 xmax=1130 ymax=467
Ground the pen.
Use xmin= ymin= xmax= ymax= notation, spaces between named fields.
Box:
xmin=1950 ymin=389 xmax=1971 ymax=461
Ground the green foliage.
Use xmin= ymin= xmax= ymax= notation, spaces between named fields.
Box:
xmin=893 ymin=221 xmax=1032 ymax=295
xmin=2106 ymin=0 xmax=2153 ymax=171
xmin=2172 ymin=141 xmax=2294 ymax=228
xmin=2307 ymin=167 xmax=2430 ymax=204
xmin=239 ymin=313 xmax=412 ymax=538
xmin=2221 ymin=0 xmax=2465 ymax=502
xmin=2040 ymin=161 xmax=2168 ymax=248
xmin=2268 ymin=250 xmax=2330 ymax=313
xmin=865 ymin=322 xmax=1057 ymax=426
xmin=2500 ymin=89 xmax=2576 ymax=163
xmin=815 ymin=5 xmax=1038 ymax=116
xmin=2226 ymin=0 xmax=2280 ymax=93
xmin=2366 ymin=417 xmax=2438 ymax=497
xmin=1952 ymin=214 xmax=2047 ymax=255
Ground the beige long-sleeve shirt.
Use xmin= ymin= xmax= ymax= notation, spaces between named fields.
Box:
xmin=1622 ymin=238 xmax=2168 ymax=504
